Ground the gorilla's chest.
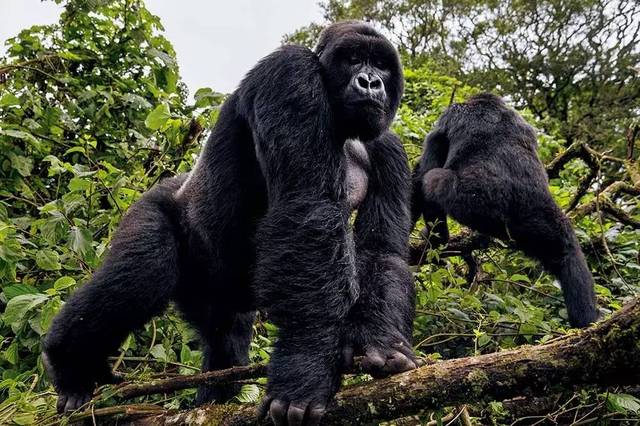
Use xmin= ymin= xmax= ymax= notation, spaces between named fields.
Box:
xmin=345 ymin=139 xmax=370 ymax=210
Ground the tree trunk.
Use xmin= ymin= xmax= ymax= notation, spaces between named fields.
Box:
xmin=132 ymin=299 xmax=640 ymax=425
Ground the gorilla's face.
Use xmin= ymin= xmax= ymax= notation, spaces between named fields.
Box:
xmin=316 ymin=22 xmax=403 ymax=141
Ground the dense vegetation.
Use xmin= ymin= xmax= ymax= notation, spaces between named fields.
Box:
xmin=0 ymin=0 xmax=638 ymax=424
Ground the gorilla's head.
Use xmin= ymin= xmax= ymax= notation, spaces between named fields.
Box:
xmin=315 ymin=21 xmax=403 ymax=142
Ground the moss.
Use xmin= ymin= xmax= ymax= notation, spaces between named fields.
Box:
xmin=466 ymin=369 xmax=489 ymax=397
xmin=162 ymin=404 xmax=239 ymax=426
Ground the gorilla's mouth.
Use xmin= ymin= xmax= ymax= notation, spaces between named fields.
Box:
xmin=347 ymin=97 xmax=385 ymax=111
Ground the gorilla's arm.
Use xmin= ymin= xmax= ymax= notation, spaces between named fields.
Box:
xmin=238 ymin=46 xmax=355 ymax=424
xmin=411 ymin=128 xmax=450 ymax=247
xmin=344 ymin=132 xmax=418 ymax=377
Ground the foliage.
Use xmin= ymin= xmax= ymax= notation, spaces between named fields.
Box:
xmin=0 ymin=0 xmax=223 ymax=422
xmin=0 ymin=0 xmax=639 ymax=425
xmin=293 ymin=0 xmax=640 ymax=156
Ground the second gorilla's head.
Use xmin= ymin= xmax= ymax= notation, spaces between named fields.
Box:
xmin=315 ymin=21 xmax=403 ymax=142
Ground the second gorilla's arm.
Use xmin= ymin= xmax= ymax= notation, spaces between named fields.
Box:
xmin=412 ymin=129 xmax=450 ymax=247
xmin=345 ymin=132 xmax=418 ymax=377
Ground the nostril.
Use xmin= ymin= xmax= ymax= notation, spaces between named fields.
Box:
xmin=357 ymin=75 xmax=370 ymax=89
xmin=370 ymin=78 xmax=382 ymax=90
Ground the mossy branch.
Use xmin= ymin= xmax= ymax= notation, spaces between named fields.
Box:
xmin=98 ymin=299 xmax=640 ymax=425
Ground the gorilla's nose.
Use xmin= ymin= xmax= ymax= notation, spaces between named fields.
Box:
xmin=354 ymin=72 xmax=384 ymax=96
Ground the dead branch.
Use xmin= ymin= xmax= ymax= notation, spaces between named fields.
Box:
xmin=571 ymin=181 xmax=640 ymax=220
xmin=111 ymin=364 xmax=266 ymax=400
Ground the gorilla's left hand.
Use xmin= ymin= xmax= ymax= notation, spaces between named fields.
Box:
xmin=341 ymin=334 xmax=419 ymax=378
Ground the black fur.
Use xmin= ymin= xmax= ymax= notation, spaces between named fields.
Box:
xmin=43 ymin=21 xmax=416 ymax=424
xmin=411 ymin=93 xmax=599 ymax=328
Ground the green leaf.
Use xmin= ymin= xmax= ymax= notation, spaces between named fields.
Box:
xmin=606 ymin=393 xmax=640 ymax=414
xmin=3 ymin=284 xmax=39 ymax=300
xmin=145 ymin=103 xmax=171 ymax=130
xmin=12 ymin=412 xmax=35 ymax=426
xmin=150 ymin=344 xmax=168 ymax=362
xmin=0 ymin=93 xmax=20 ymax=107
xmin=4 ymin=294 xmax=48 ymax=332
xmin=510 ymin=274 xmax=530 ymax=282
xmin=58 ymin=50 xmax=84 ymax=60
xmin=68 ymin=177 xmax=91 ymax=192
xmin=477 ymin=333 xmax=491 ymax=347
xmin=194 ymin=87 xmax=218 ymax=108
xmin=4 ymin=341 xmax=19 ymax=365
xmin=35 ymin=249 xmax=61 ymax=271
xmin=180 ymin=344 xmax=192 ymax=364
xmin=68 ymin=226 xmax=92 ymax=257
xmin=147 ymin=48 xmax=176 ymax=67
xmin=54 ymin=276 xmax=77 ymax=290
xmin=235 ymin=384 xmax=260 ymax=403
xmin=64 ymin=146 xmax=86 ymax=156
xmin=447 ymin=308 xmax=470 ymax=321
xmin=0 ymin=129 xmax=39 ymax=145
xmin=9 ymin=154 xmax=34 ymax=177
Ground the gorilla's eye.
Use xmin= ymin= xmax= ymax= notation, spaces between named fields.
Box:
xmin=373 ymin=58 xmax=386 ymax=69
xmin=348 ymin=55 xmax=360 ymax=65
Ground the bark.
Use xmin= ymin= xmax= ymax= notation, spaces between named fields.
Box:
xmin=130 ymin=299 xmax=640 ymax=425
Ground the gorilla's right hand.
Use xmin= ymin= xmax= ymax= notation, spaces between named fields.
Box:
xmin=258 ymin=347 xmax=341 ymax=426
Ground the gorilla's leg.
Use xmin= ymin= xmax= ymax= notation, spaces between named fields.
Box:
xmin=344 ymin=132 xmax=418 ymax=378
xmin=42 ymin=179 xmax=182 ymax=413
xmin=421 ymin=168 xmax=459 ymax=213
xmin=513 ymin=205 xmax=599 ymax=328
xmin=195 ymin=311 xmax=256 ymax=404
xmin=240 ymin=46 xmax=355 ymax=424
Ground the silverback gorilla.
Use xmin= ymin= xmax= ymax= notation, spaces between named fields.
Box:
xmin=42 ymin=21 xmax=418 ymax=424
xmin=412 ymin=93 xmax=599 ymax=328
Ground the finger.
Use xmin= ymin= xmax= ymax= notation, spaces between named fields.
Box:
xmin=384 ymin=351 xmax=417 ymax=374
xmin=269 ymin=399 xmax=288 ymax=426
xmin=258 ymin=396 xmax=273 ymax=419
xmin=307 ymin=404 xmax=326 ymax=426
xmin=392 ymin=341 xmax=416 ymax=359
xmin=341 ymin=345 xmax=354 ymax=371
xmin=362 ymin=348 xmax=385 ymax=371
xmin=81 ymin=394 xmax=91 ymax=408
xmin=64 ymin=395 xmax=81 ymax=413
xmin=110 ymin=372 xmax=125 ymax=384
xmin=287 ymin=403 xmax=307 ymax=426
xmin=56 ymin=395 xmax=67 ymax=414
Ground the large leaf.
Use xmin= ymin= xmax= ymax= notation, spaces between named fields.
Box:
xmin=68 ymin=226 xmax=92 ymax=258
xmin=145 ymin=103 xmax=171 ymax=130
xmin=35 ymin=249 xmax=61 ymax=271
xmin=4 ymin=294 xmax=48 ymax=332
xmin=606 ymin=393 xmax=640 ymax=414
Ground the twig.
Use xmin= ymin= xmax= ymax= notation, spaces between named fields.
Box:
xmin=111 ymin=363 xmax=267 ymax=399
xmin=66 ymin=404 xmax=165 ymax=423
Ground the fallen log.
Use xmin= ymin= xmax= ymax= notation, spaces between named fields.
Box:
xmin=131 ymin=298 xmax=640 ymax=425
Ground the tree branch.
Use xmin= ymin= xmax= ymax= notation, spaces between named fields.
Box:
xmin=111 ymin=364 xmax=267 ymax=400
xmin=122 ymin=298 xmax=640 ymax=425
